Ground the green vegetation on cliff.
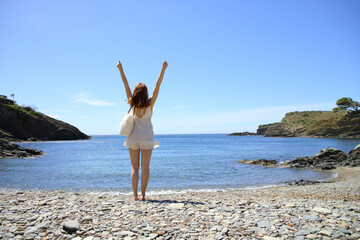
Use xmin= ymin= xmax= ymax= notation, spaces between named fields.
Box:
xmin=281 ymin=111 xmax=346 ymax=130
xmin=6 ymin=102 xmax=45 ymax=123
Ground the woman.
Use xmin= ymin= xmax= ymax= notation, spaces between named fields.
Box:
xmin=117 ymin=60 xmax=168 ymax=201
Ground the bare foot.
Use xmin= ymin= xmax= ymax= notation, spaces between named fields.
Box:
xmin=140 ymin=195 xmax=146 ymax=201
xmin=133 ymin=196 xmax=139 ymax=201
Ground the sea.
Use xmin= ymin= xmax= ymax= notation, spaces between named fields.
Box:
xmin=0 ymin=135 xmax=359 ymax=194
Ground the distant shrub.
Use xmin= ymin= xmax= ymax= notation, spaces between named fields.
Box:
xmin=22 ymin=105 xmax=38 ymax=112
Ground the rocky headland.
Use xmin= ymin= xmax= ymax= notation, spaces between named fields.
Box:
xmin=0 ymin=95 xmax=90 ymax=158
xmin=0 ymin=97 xmax=89 ymax=142
xmin=256 ymin=110 xmax=360 ymax=138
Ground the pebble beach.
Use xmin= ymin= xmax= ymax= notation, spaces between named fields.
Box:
xmin=1 ymin=167 xmax=359 ymax=240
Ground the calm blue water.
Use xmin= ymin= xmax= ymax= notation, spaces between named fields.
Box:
xmin=0 ymin=135 xmax=359 ymax=193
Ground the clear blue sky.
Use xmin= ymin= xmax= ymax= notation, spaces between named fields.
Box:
xmin=1 ymin=0 xmax=359 ymax=135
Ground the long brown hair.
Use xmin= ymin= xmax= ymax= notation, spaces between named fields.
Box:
xmin=128 ymin=83 xmax=151 ymax=109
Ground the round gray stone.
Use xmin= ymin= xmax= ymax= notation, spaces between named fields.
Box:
xmin=62 ymin=220 xmax=80 ymax=233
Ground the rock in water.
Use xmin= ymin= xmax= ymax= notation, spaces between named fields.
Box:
xmin=312 ymin=148 xmax=347 ymax=169
xmin=283 ymin=157 xmax=313 ymax=168
xmin=283 ymin=147 xmax=349 ymax=170
xmin=227 ymin=132 xmax=259 ymax=136
xmin=0 ymin=140 xmax=43 ymax=159
xmin=62 ymin=220 xmax=80 ymax=233
xmin=238 ymin=159 xmax=278 ymax=166
xmin=346 ymin=146 xmax=360 ymax=167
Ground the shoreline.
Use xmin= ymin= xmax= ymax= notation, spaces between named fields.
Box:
xmin=1 ymin=167 xmax=359 ymax=239
xmin=0 ymin=166 xmax=348 ymax=194
xmin=0 ymin=168 xmax=337 ymax=195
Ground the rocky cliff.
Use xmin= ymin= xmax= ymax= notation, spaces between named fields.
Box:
xmin=257 ymin=111 xmax=360 ymax=138
xmin=0 ymin=96 xmax=90 ymax=141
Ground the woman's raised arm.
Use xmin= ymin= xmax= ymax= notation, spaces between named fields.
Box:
xmin=151 ymin=61 xmax=168 ymax=109
xmin=117 ymin=61 xmax=132 ymax=100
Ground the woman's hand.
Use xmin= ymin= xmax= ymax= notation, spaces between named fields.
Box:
xmin=117 ymin=61 xmax=123 ymax=70
xmin=163 ymin=61 xmax=168 ymax=70
xmin=150 ymin=61 xmax=168 ymax=109
xmin=117 ymin=61 xmax=132 ymax=99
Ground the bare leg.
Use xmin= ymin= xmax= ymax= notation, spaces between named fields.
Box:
xmin=140 ymin=148 xmax=153 ymax=200
xmin=129 ymin=148 xmax=140 ymax=201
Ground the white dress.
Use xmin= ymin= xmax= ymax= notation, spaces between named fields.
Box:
xmin=124 ymin=107 xmax=160 ymax=150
